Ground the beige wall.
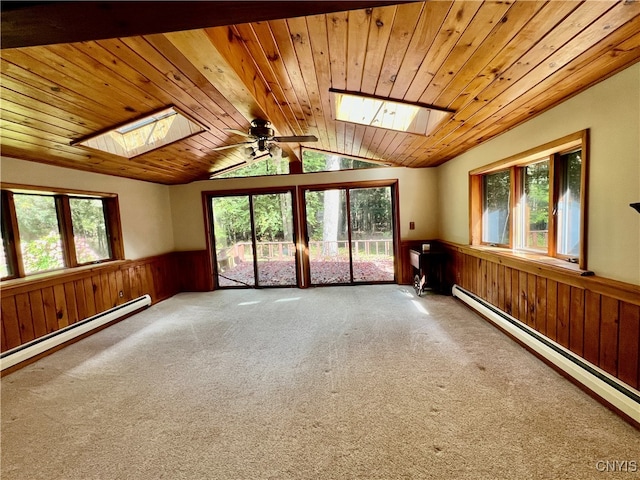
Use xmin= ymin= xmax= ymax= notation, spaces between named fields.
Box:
xmin=0 ymin=157 xmax=175 ymax=259
xmin=437 ymin=63 xmax=640 ymax=285
xmin=169 ymin=166 xmax=439 ymax=251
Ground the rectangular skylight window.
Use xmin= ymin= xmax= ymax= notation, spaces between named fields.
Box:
xmin=72 ymin=106 xmax=205 ymax=158
xmin=330 ymin=89 xmax=453 ymax=136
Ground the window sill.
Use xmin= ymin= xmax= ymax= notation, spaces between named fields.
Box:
xmin=468 ymin=245 xmax=593 ymax=277
xmin=1 ymin=260 xmax=127 ymax=294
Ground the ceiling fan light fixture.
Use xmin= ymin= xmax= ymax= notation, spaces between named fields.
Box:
xmin=330 ymin=89 xmax=453 ymax=136
xmin=267 ymin=143 xmax=282 ymax=158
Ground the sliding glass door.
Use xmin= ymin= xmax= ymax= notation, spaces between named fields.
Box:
xmin=350 ymin=187 xmax=395 ymax=283
xmin=305 ymin=189 xmax=350 ymax=284
xmin=304 ymin=185 xmax=395 ymax=285
xmin=211 ymin=191 xmax=296 ymax=288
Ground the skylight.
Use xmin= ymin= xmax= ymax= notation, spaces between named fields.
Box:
xmin=72 ymin=107 xmax=205 ymax=158
xmin=330 ymin=89 xmax=453 ymax=136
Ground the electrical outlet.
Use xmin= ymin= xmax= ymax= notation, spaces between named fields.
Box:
xmin=119 ymin=291 xmax=124 ymax=298
xmin=409 ymin=221 xmax=415 ymax=230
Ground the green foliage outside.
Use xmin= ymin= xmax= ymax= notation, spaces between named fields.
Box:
xmin=7 ymin=194 xmax=109 ymax=275
xmin=524 ymin=161 xmax=550 ymax=230
xmin=213 ymin=193 xmax=294 ymax=248
xmin=216 ymin=156 xmax=288 ymax=179
xmin=210 ymin=151 xmax=393 ymax=265
xmin=302 ymin=150 xmax=383 ymax=173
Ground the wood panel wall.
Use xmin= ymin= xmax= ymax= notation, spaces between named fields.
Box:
xmin=1 ymin=250 xmax=212 ymax=353
xmin=440 ymin=243 xmax=640 ymax=391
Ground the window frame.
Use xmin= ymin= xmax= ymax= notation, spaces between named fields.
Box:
xmin=0 ymin=184 xmax=124 ymax=281
xmin=469 ymin=130 xmax=589 ymax=270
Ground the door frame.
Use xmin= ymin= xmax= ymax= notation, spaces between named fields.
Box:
xmin=299 ymin=179 xmax=400 ymax=287
xmin=203 ymin=180 xmax=400 ymax=289
xmin=203 ymin=186 xmax=299 ymax=289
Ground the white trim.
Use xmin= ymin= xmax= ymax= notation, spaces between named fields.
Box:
xmin=1 ymin=295 xmax=151 ymax=371
xmin=452 ymin=285 xmax=640 ymax=423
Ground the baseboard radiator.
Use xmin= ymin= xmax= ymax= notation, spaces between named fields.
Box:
xmin=452 ymin=285 xmax=640 ymax=423
xmin=0 ymin=294 xmax=152 ymax=372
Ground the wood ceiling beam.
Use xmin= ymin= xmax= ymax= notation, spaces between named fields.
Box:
xmin=162 ymin=27 xmax=302 ymax=162
xmin=1 ymin=1 xmax=413 ymax=49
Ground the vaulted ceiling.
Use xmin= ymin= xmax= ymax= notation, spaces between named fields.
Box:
xmin=2 ymin=1 xmax=639 ymax=184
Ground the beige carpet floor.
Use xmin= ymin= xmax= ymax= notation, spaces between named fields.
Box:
xmin=1 ymin=285 xmax=638 ymax=479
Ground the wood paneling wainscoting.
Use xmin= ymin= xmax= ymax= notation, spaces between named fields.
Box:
xmin=1 ymin=250 xmax=212 ymax=354
xmin=439 ymin=242 xmax=640 ymax=392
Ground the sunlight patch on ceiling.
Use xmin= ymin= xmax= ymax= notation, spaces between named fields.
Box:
xmin=72 ymin=107 xmax=205 ymax=158
xmin=331 ymin=89 xmax=453 ymax=136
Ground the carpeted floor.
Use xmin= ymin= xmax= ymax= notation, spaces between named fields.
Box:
xmin=1 ymin=285 xmax=638 ymax=479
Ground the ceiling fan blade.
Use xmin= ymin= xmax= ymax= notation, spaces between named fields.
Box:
xmin=212 ymin=141 xmax=254 ymax=151
xmin=273 ymin=135 xmax=318 ymax=143
xmin=224 ymin=128 xmax=251 ymax=137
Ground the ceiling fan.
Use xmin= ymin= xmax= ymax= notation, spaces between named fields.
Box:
xmin=212 ymin=119 xmax=318 ymax=158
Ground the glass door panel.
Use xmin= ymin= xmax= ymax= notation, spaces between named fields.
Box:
xmin=212 ymin=196 xmax=255 ymax=287
xmin=253 ymin=193 xmax=297 ymax=286
xmin=350 ymin=187 xmax=395 ymax=282
xmin=305 ymin=189 xmax=351 ymax=284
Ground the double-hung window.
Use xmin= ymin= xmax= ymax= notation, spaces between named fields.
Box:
xmin=1 ymin=186 xmax=124 ymax=280
xmin=470 ymin=130 xmax=588 ymax=269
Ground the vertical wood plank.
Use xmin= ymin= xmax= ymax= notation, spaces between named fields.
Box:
xmin=100 ymin=273 xmax=111 ymax=310
xmin=527 ymin=273 xmax=536 ymax=327
xmin=497 ymin=264 xmax=505 ymax=312
xmin=130 ymin=266 xmax=141 ymax=298
xmin=583 ymin=290 xmax=601 ymax=365
xmin=535 ymin=276 xmax=547 ymax=335
xmin=15 ymin=293 xmax=35 ymax=344
xmin=64 ymin=282 xmax=79 ymax=325
xmin=546 ymin=280 xmax=558 ymax=342
xmin=459 ymin=252 xmax=465 ymax=290
xmin=518 ymin=271 xmax=528 ymax=324
xmin=92 ymin=275 xmax=105 ymax=313
xmin=1 ymin=320 xmax=7 ymax=352
xmin=139 ymin=265 xmax=150 ymax=297
xmin=511 ymin=269 xmax=519 ymax=321
xmin=115 ymin=269 xmax=125 ymax=305
xmin=569 ymin=286 xmax=585 ymax=356
xmin=600 ymin=296 xmax=619 ymax=377
xmin=504 ymin=266 xmax=512 ymax=315
xmin=41 ymin=287 xmax=58 ymax=334
xmin=145 ymin=263 xmax=156 ymax=300
xmin=556 ymin=283 xmax=571 ymax=348
xmin=1 ymin=296 xmax=21 ymax=350
xmin=83 ymin=277 xmax=97 ymax=317
xmin=491 ymin=262 xmax=499 ymax=307
xmin=480 ymin=259 xmax=487 ymax=300
xmin=53 ymin=284 xmax=69 ymax=329
xmin=122 ymin=267 xmax=132 ymax=300
xmin=618 ymin=302 xmax=639 ymax=389
xmin=486 ymin=261 xmax=494 ymax=305
xmin=108 ymin=271 xmax=119 ymax=308
xmin=74 ymin=280 xmax=88 ymax=321
xmin=28 ymin=290 xmax=48 ymax=338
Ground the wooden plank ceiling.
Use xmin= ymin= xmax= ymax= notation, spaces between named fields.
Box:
xmin=1 ymin=1 xmax=639 ymax=185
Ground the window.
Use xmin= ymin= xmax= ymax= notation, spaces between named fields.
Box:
xmin=0 ymin=186 xmax=123 ymax=280
xmin=213 ymin=155 xmax=289 ymax=179
xmin=70 ymin=198 xmax=112 ymax=263
xmin=520 ymin=160 xmax=549 ymax=252
xmin=470 ymin=131 xmax=588 ymax=269
xmin=302 ymin=149 xmax=388 ymax=173
xmin=72 ymin=106 xmax=206 ymax=159
xmin=330 ymin=89 xmax=453 ymax=135
xmin=482 ymin=170 xmax=511 ymax=246
xmin=14 ymin=194 xmax=66 ymax=274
